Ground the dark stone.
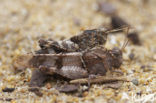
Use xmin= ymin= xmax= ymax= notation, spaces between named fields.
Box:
xmin=111 ymin=15 xmax=129 ymax=29
xmin=57 ymin=84 xmax=79 ymax=93
xmin=28 ymin=87 xmax=43 ymax=97
xmin=129 ymin=53 xmax=135 ymax=60
xmin=127 ymin=32 xmax=141 ymax=45
xmin=2 ymin=87 xmax=15 ymax=93
xmin=97 ymin=1 xmax=117 ymax=15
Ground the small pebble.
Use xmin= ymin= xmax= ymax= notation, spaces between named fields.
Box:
xmin=2 ymin=87 xmax=15 ymax=93
xmin=97 ymin=1 xmax=117 ymax=15
xmin=83 ymin=91 xmax=89 ymax=97
xmin=132 ymin=78 xmax=139 ymax=86
xmin=140 ymin=65 xmax=146 ymax=69
xmin=127 ymin=32 xmax=141 ymax=45
xmin=136 ymin=91 xmax=142 ymax=96
xmin=143 ymin=68 xmax=153 ymax=72
xmin=73 ymin=18 xmax=81 ymax=26
xmin=0 ymin=98 xmax=13 ymax=102
xmin=129 ymin=53 xmax=135 ymax=60
xmin=28 ymin=87 xmax=43 ymax=97
xmin=57 ymin=84 xmax=79 ymax=93
xmin=5 ymin=98 xmax=12 ymax=101
xmin=111 ymin=15 xmax=129 ymax=29
xmin=127 ymin=70 xmax=134 ymax=75
xmin=140 ymin=65 xmax=153 ymax=72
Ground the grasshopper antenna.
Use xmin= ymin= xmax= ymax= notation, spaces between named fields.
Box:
xmin=121 ymin=26 xmax=130 ymax=51
xmin=104 ymin=26 xmax=128 ymax=34
xmin=101 ymin=26 xmax=130 ymax=51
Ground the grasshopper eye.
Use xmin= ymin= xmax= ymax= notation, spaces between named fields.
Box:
xmin=110 ymin=47 xmax=123 ymax=68
xmin=111 ymin=47 xmax=122 ymax=56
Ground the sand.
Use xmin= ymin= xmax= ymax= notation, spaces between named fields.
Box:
xmin=0 ymin=0 xmax=155 ymax=102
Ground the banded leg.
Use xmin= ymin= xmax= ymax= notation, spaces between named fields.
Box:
xmin=70 ymin=76 xmax=128 ymax=84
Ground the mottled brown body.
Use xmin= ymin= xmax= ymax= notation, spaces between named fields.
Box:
xmin=70 ymin=29 xmax=107 ymax=51
xmin=28 ymin=46 xmax=122 ymax=81
xmin=37 ymin=29 xmax=108 ymax=54
xmin=52 ymin=53 xmax=88 ymax=79
xmin=16 ymin=28 xmax=125 ymax=88
xmin=85 ymin=48 xmax=112 ymax=75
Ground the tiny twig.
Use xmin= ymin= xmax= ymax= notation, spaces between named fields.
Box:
xmin=70 ymin=76 xmax=128 ymax=84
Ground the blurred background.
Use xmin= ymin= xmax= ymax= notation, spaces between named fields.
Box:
xmin=0 ymin=0 xmax=155 ymax=102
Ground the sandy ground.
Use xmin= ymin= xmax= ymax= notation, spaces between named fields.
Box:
xmin=0 ymin=0 xmax=156 ymax=103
